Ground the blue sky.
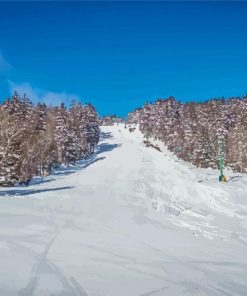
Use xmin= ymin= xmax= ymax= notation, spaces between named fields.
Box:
xmin=0 ymin=1 xmax=247 ymax=117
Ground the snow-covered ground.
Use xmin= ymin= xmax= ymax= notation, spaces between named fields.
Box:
xmin=0 ymin=124 xmax=247 ymax=296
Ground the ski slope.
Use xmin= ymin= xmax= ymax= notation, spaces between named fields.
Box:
xmin=0 ymin=124 xmax=247 ymax=296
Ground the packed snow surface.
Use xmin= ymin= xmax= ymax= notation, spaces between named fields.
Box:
xmin=0 ymin=124 xmax=247 ymax=296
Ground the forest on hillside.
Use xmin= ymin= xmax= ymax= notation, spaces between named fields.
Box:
xmin=0 ymin=93 xmax=100 ymax=186
xmin=128 ymin=96 xmax=247 ymax=173
xmin=1 ymin=92 xmax=247 ymax=187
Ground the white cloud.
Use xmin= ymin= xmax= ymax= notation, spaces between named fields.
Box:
xmin=9 ymin=81 xmax=80 ymax=106
xmin=0 ymin=52 xmax=12 ymax=74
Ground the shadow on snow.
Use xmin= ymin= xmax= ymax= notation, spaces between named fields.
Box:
xmin=53 ymin=156 xmax=106 ymax=176
xmin=0 ymin=186 xmax=74 ymax=197
xmin=96 ymin=143 xmax=120 ymax=155
xmin=100 ymin=131 xmax=114 ymax=140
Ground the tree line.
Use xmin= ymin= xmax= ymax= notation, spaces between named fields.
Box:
xmin=99 ymin=115 xmax=123 ymax=126
xmin=0 ymin=92 xmax=100 ymax=186
xmin=128 ymin=96 xmax=247 ymax=173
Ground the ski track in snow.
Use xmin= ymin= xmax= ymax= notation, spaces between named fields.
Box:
xmin=0 ymin=124 xmax=247 ymax=296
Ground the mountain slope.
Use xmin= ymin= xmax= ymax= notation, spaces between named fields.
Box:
xmin=0 ymin=124 xmax=247 ymax=296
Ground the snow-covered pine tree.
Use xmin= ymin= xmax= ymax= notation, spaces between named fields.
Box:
xmin=54 ymin=103 xmax=71 ymax=165
xmin=0 ymin=93 xmax=28 ymax=185
xmin=81 ymin=104 xmax=100 ymax=154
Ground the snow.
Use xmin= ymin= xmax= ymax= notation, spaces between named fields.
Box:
xmin=0 ymin=123 xmax=247 ymax=296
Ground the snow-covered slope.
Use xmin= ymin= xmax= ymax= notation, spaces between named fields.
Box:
xmin=0 ymin=124 xmax=247 ymax=296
